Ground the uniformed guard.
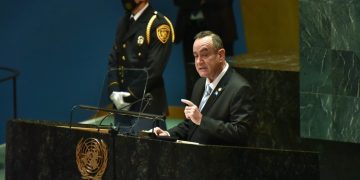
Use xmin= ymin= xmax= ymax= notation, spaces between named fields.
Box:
xmin=107 ymin=0 xmax=175 ymax=134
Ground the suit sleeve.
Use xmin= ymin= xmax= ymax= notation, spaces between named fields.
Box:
xmin=199 ymin=86 xmax=256 ymax=145
xmin=168 ymin=119 xmax=192 ymax=140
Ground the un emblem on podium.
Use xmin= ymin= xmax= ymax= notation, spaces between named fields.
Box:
xmin=76 ymin=138 xmax=108 ymax=179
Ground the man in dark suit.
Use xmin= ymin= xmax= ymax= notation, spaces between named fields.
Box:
xmin=108 ymin=0 xmax=175 ymax=134
xmin=154 ymin=31 xmax=255 ymax=146
xmin=173 ymin=0 xmax=237 ymax=99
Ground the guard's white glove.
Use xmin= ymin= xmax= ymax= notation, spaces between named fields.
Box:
xmin=110 ymin=91 xmax=131 ymax=110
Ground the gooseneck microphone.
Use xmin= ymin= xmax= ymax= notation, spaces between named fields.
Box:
xmin=128 ymin=92 xmax=155 ymax=133
xmin=144 ymin=92 xmax=153 ymax=100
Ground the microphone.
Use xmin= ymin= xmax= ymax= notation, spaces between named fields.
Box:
xmin=144 ymin=93 xmax=153 ymax=103
xmin=140 ymin=93 xmax=153 ymax=112
xmin=144 ymin=92 xmax=152 ymax=99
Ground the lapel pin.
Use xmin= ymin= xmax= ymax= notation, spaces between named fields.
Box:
xmin=215 ymin=87 xmax=222 ymax=96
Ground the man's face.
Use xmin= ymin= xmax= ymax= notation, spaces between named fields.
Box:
xmin=193 ymin=36 xmax=224 ymax=81
xmin=121 ymin=0 xmax=138 ymax=12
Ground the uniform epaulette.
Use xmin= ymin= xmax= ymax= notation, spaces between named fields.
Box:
xmin=146 ymin=11 xmax=175 ymax=45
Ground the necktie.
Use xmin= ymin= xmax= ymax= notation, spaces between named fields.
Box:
xmin=127 ymin=17 xmax=135 ymax=31
xmin=129 ymin=17 xmax=135 ymax=25
xmin=199 ymin=84 xmax=212 ymax=111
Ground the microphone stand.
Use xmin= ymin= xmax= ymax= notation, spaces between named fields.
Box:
xmin=97 ymin=112 xmax=115 ymax=133
xmin=69 ymin=105 xmax=81 ymax=129
xmin=129 ymin=97 xmax=152 ymax=133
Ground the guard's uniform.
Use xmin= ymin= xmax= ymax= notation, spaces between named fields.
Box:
xmin=108 ymin=6 xmax=174 ymax=133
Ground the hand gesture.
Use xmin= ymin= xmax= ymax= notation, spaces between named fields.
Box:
xmin=181 ymin=99 xmax=202 ymax=125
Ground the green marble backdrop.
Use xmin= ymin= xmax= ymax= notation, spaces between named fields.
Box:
xmin=300 ymin=0 xmax=360 ymax=143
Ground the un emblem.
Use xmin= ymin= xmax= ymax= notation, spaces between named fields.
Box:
xmin=76 ymin=138 xmax=108 ymax=180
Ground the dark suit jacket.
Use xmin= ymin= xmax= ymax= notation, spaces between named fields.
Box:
xmin=108 ymin=6 xmax=173 ymax=116
xmin=169 ymin=68 xmax=256 ymax=146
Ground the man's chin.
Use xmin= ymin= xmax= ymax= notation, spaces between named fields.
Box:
xmin=198 ymin=73 xmax=208 ymax=78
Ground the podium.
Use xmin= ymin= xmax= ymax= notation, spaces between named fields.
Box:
xmin=6 ymin=120 xmax=319 ymax=179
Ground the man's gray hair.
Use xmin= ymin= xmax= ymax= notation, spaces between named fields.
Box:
xmin=194 ymin=30 xmax=224 ymax=51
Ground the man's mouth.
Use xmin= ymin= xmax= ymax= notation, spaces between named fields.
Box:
xmin=198 ymin=67 xmax=207 ymax=71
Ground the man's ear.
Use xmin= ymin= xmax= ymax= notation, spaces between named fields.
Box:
xmin=218 ymin=48 xmax=226 ymax=60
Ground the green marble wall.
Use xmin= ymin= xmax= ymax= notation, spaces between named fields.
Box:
xmin=300 ymin=0 xmax=360 ymax=143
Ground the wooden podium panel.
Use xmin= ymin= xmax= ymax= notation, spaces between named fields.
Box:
xmin=6 ymin=120 xmax=319 ymax=179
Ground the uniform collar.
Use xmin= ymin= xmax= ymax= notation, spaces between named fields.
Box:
xmin=131 ymin=3 xmax=149 ymax=21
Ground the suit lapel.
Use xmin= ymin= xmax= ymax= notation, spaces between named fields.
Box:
xmin=201 ymin=68 xmax=233 ymax=113
xmin=193 ymin=78 xmax=206 ymax=107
